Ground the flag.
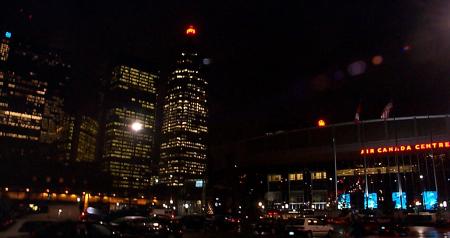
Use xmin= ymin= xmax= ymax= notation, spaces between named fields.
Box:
xmin=354 ymin=102 xmax=361 ymax=124
xmin=381 ymin=102 xmax=393 ymax=119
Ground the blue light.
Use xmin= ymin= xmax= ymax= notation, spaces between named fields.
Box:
xmin=423 ymin=191 xmax=438 ymax=210
xmin=338 ymin=194 xmax=350 ymax=209
xmin=392 ymin=192 xmax=407 ymax=209
xmin=5 ymin=32 xmax=11 ymax=39
xmin=195 ymin=180 xmax=203 ymax=188
xmin=365 ymin=193 xmax=378 ymax=209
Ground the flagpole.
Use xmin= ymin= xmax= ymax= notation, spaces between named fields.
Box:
xmin=361 ymin=122 xmax=369 ymax=209
xmin=394 ymin=116 xmax=404 ymax=209
xmin=333 ymin=134 xmax=338 ymax=204
xmin=429 ymin=115 xmax=439 ymax=199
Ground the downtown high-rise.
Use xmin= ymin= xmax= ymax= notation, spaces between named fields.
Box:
xmin=0 ymin=31 xmax=70 ymax=158
xmin=160 ymin=26 xmax=208 ymax=187
xmin=102 ymin=65 xmax=158 ymax=193
xmin=59 ymin=115 xmax=99 ymax=162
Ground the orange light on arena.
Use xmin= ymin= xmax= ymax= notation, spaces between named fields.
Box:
xmin=360 ymin=141 xmax=450 ymax=155
xmin=317 ymin=119 xmax=326 ymax=127
xmin=371 ymin=55 xmax=383 ymax=65
xmin=186 ymin=25 xmax=196 ymax=35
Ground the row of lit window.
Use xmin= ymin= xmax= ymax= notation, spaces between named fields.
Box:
xmin=160 ymin=152 xmax=206 ymax=160
xmin=0 ymin=131 xmax=39 ymax=140
xmin=160 ymin=141 xmax=207 ymax=151
xmin=337 ymin=166 xmax=413 ymax=177
xmin=268 ymin=172 xmax=327 ymax=182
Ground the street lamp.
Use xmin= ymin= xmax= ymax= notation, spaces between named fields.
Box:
xmin=131 ymin=121 xmax=143 ymax=132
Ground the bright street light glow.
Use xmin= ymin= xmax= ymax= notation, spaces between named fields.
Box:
xmin=131 ymin=122 xmax=143 ymax=132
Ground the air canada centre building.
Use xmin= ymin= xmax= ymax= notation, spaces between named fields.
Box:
xmin=212 ymin=115 xmax=450 ymax=211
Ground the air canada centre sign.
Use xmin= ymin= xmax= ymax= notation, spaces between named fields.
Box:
xmin=360 ymin=141 xmax=450 ymax=155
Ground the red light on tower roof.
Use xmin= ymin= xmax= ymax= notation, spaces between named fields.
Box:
xmin=317 ymin=119 xmax=326 ymax=127
xmin=186 ymin=25 xmax=196 ymax=36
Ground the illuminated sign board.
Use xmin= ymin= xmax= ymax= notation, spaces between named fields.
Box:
xmin=337 ymin=193 xmax=350 ymax=209
xmin=423 ymin=191 xmax=438 ymax=210
xmin=364 ymin=193 xmax=378 ymax=209
xmin=392 ymin=192 xmax=407 ymax=209
xmin=195 ymin=180 xmax=204 ymax=188
xmin=360 ymin=141 xmax=450 ymax=155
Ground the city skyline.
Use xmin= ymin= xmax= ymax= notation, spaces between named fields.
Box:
xmin=2 ymin=3 xmax=450 ymax=233
xmin=2 ymin=1 xmax=450 ymax=144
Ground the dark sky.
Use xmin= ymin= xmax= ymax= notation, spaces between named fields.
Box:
xmin=2 ymin=0 xmax=450 ymax=144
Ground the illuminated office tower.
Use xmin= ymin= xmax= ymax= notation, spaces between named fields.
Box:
xmin=38 ymin=52 xmax=71 ymax=144
xmin=0 ymin=31 xmax=70 ymax=148
xmin=59 ymin=115 xmax=99 ymax=162
xmin=103 ymin=65 xmax=157 ymax=192
xmin=160 ymin=26 xmax=208 ymax=186
xmin=0 ymin=32 xmax=47 ymax=150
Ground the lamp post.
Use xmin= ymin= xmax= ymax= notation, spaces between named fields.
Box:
xmin=130 ymin=121 xmax=143 ymax=206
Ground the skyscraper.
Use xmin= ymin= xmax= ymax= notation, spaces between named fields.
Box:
xmin=160 ymin=26 xmax=208 ymax=186
xmin=59 ymin=115 xmax=99 ymax=162
xmin=0 ymin=32 xmax=70 ymax=160
xmin=103 ymin=65 xmax=158 ymax=193
xmin=0 ymin=31 xmax=70 ymax=151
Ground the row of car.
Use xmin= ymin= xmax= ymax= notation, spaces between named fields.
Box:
xmin=251 ymin=216 xmax=409 ymax=237
xmin=0 ymin=213 xmax=184 ymax=238
xmin=1 ymin=212 xmax=246 ymax=238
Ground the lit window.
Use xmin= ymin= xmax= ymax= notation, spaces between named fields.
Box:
xmin=289 ymin=173 xmax=303 ymax=181
xmin=311 ymin=172 xmax=327 ymax=180
xmin=267 ymin=174 xmax=282 ymax=182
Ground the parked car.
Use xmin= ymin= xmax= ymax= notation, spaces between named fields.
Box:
xmin=252 ymin=221 xmax=277 ymax=237
xmin=32 ymin=221 xmax=118 ymax=238
xmin=109 ymin=215 xmax=182 ymax=238
xmin=180 ymin=215 xmax=206 ymax=232
xmin=377 ymin=223 xmax=408 ymax=237
xmin=0 ymin=214 xmax=56 ymax=238
xmin=284 ymin=218 xmax=334 ymax=238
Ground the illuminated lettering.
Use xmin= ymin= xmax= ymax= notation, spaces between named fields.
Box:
xmin=360 ymin=141 xmax=450 ymax=155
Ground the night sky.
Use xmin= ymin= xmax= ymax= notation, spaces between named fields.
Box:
xmin=2 ymin=0 xmax=450 ymax=144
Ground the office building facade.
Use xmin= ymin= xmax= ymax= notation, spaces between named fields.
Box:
xmin=103 ymin=65 xmax=157 ymax=193
xmin=59 ymin=115 xmax=99 ymax=162
xmin=160 ymin=30 xmax=208 ymax=186
xmin=0 ymin=31 xmax=70 ymax=152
